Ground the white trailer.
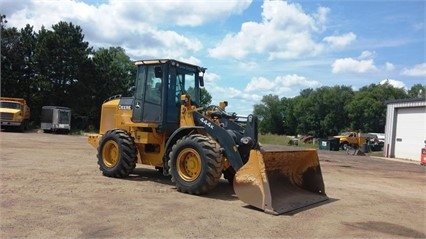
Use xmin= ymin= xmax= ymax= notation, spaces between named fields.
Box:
xmin=41 ymin=106 xmax=71 ymax=133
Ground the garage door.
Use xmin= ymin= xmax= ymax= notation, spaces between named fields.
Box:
xmin=394 ymin=107 xmax=426 ymax=161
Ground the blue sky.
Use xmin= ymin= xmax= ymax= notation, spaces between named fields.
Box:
xmin=2 ymin=0 xmax=425 ymax=115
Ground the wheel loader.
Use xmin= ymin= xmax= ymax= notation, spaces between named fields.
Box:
xmin=88 ymin=59 xmax=328 ymax=214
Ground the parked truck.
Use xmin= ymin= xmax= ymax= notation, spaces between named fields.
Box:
xmin=334 ymin=131 xmax=378 ymax=150
xmin=0 ymin=97 xmax=31 ymax=132
xmin=41 ymin=106 xmax=72 ymax=133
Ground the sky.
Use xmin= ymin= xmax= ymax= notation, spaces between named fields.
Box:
xmin=2 ymin=0 xmax=425 ymax=115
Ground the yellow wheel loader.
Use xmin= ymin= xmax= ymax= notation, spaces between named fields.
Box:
xmin=88 ymin=59 xmax=328 ymax=214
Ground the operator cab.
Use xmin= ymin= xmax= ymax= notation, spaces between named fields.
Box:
xmin=132 ymin=59 xmax=205 ymax=133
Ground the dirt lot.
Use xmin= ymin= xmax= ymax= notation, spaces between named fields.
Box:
xmin=0 ymin=131 xmax=425 ymax=238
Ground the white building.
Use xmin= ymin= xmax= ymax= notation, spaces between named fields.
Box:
xmin=384 ymin=98 xmax=426 ymax=162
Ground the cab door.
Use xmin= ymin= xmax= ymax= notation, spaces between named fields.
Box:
xmin=132 ymin=66 xmax=145 ymax=123
xmin=132 ymin=65 xmax=163 ymax=123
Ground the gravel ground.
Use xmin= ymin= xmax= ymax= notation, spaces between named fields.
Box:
xmin=0 ymin=131 xmax=425 ymax=238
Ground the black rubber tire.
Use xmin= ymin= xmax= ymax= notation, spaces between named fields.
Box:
xmin=168 ymin=134 xmax=222 ymax=195
xmin=341 ymin=142 xmax=349 ymax=150
xmin=97 ymin=129 xmax=137 ymax=178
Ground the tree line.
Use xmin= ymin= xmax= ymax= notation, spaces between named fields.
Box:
xmin=254 ymin=83 xmax=425 ymax=138
xmin=1 ymin=16 xmax=136 ymax=129
xmin=2 ymin=16 xmax=425 ymax=134
xmin=1 ymin=16 xmax=214 ymax=130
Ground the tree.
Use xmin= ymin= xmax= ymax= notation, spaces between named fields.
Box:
xmin=280 ymin=97 xmax=297 ymax=135
xmin=34 ymin=22 xmax=92 ymax=104
xmin=200 ymin=87 xmax=212 ymax=108
xmin=75 ymin=46 xmax=135 ymax=128
xmin=33 ymin=21 xmax=92 ymax=124
xmin=407 ymin=84 xmax=426 ymax=98
xmin=186 ymin=87 xmax=212 ymax=108
xmin=291 ymin=86 xmax=354 ymax=138
xmin=292 ymin=89 xmax=319 ymax=137
xmin=19 ymin=25 xmax=37 ymax=101
xmin=314 ymin=86 xmax=354 ymax=137
xmin=1 ymin=17 xmax=37 ymax=120
xmin=1 ymin=21 xmax=21 ymax=97
xmin=253 ymin=94 xmax=285 ymax=134
xmin=345 ymin=83 xmax=408 ymax=133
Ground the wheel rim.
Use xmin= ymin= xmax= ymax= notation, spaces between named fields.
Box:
xmin=176 ymin=148 xmax=202 ymax=182
xmin=102 ymin=140 xmax=119 ymax=168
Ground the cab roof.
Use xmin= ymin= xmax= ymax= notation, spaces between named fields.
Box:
xmin=134 ymin=59 xmax=206 ymax=71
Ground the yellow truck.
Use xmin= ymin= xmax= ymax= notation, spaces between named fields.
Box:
xmin=334 ymin=131 xmax=378 ymax=150
xmin=0 ymin=97 xmax=31 ymax=132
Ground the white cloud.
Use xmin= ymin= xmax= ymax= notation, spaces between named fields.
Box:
xmin=108 ymin=0 xmax=252 ymax=27
xmin=237 ymin=61 xmax=259 ymax=71
xmin=331 ymin=58 xmax=377 ymax=73
xmin=208 ymin=85 xmax=262 ymax=103
xmin=208 ymin=1 xmax=329 ymax=60
xmin=204 ymin=72 xmax=220 ymax=83
xmin=205 ymin=73 xmax=319 ymax=112
xmin=314 ymin=6 xmax=330 ymax=25
xmin=3 ymin=0 xmax=250 ymax=59
xmin=380 ymin=79 xmax=406 ymax=89
xmin=358 ymin=50 xmax=375 ymax=60
xmin=244 ymin=74 xmax=320 ymax=94
xmin=401 ymin=63 xmax=426 ymax=77
xmin=385 ymin=62 xmax=395 ymax=71
xmin=245 ymin=77 xmax=277 ymax=92
xmin=323 ymin=32 xmax=356 ymax=48
xmin=176 ymin=56 xmax=202 ymax=67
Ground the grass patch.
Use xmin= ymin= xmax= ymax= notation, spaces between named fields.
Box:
xmin=258 ymin=134 xmax=319 ymax=149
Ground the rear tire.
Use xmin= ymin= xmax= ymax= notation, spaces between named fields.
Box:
xmin=97 ymin=129 xmax=137 ymax=178
xmin=168 ymin=134 xmax=222 ymax=195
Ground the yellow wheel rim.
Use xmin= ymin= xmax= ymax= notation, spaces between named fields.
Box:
xmin=177 ymin=148 xmax=202 ymax=182
xmin=102 ymin=140 xmax=119 ymax=168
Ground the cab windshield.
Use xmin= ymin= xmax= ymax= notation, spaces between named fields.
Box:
xmin=175 ymin=64 xmax=200 ymax=105
xmin=0 ymin=102 xmax=20 ymax=109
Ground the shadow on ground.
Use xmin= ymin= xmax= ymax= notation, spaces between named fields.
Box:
xmin=122 ymin=167 xmax=237 ymax=201
xmin=241 ymin=197 xmax=339 ymax=216
xmin=344 ymin=221 xmax=425 ymax=238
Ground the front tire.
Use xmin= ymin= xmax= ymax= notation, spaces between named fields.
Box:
xmin=168 ymin=134 xmax=222 ymax=195
xmin=97 ymin=129 xmax=137 ymax=178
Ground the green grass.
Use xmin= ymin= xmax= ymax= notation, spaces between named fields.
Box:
xmin=258 ymin=134 xmax=319 ymax=149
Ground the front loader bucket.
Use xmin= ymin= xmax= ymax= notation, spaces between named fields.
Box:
xmin=233 ymin=149 xmax=328 ymax=215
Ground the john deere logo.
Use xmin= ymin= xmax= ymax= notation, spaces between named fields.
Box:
xmin=118 ymin=105 xmax=132 ymax=110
